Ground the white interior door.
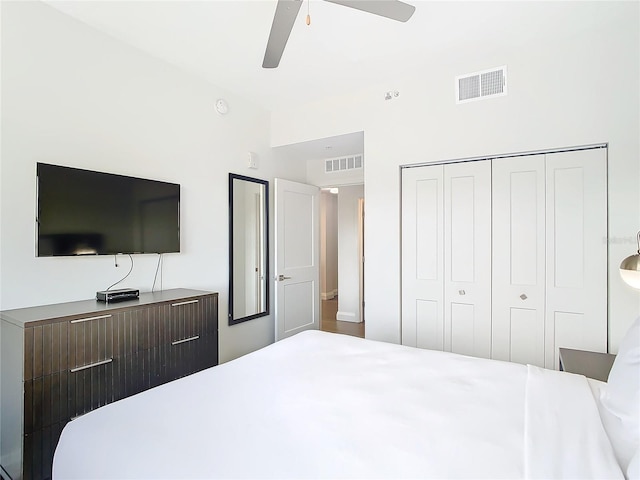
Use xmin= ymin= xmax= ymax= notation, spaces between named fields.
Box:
xmin=401 ymin=165 xmax=445 ymax=349
xmin=492 ymin=155 xmax=546 ymax=367
xmin=545 ymin=148 xmax=607 ymax=368
xmin=275 ymin=178 xmax=320 ymax=341
xmin=444 ymin=161 xmax=492 ymax=359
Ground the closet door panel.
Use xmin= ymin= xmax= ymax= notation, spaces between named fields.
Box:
xmin=553 ymin=312 xmax=586 ymax=350
xmin=416 ymin=180 xmax=440 ymax=281
xmin=552 ymin=168 xmax=585 ymax=288
xmin=416 ymin=300 xmax=441 ymax=351
xmin=444 ymin=161 xmax=492 ymax=359
xmin=401 ymin=166 xmax=444 ymax=349
xmin=509 ymin=307 xmax=544 ymax=365
xmin=491 ymin=156 xmax=546 ymax=367
xmin=545 ymin=148 xmax=607 ymax=369
xmin=449 ymin=175 xmax=475 ymax=282
xmin=450 ymin=303 xmax=476 ymax=356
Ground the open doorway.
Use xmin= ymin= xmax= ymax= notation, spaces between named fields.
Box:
xmin=320 ymin=185 xmax=364 ymax=338
xmin=271 ymin=131 xmax=365 ymax=339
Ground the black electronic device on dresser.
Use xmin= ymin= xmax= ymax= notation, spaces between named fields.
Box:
xmin=0 ymin=289 xmax=218 ymax=480
xmin=96 ymin=288 xmax=139 ymax=303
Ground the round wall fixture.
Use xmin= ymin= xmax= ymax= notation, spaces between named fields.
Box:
xmin=215 ymin=98 xmax=229 ymax=115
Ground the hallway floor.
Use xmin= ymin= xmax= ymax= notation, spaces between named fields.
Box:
xmin=320 ymin=298 xmax=364 ymax=338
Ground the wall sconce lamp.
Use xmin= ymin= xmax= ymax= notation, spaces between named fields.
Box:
xmin=620 ymin=231 xmax=640 ymax=289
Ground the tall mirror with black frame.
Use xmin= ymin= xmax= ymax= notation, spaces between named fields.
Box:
xmin=229 ymin=173 xmax=269 ymax=325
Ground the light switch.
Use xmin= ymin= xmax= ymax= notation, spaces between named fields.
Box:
xmin=248 ymin=152 xmax=258 ymax=169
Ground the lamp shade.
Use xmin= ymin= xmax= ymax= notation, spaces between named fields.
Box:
xmin=620 ymin=231 xmax=640 ymax=289
xmin=620 ymin=254 xmax=640 ymax=289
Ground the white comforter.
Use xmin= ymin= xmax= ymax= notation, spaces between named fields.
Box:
xmin=53 ymin=330 xmax=623 ymax=479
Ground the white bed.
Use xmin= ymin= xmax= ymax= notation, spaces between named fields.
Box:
xmin=53 ymin=326 xmax=639 ymax=479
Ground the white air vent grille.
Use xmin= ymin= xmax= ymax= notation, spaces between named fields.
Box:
xmin=325 ymin=154 xmax=363 ymax=173
xmin=456 ymin=66 xmax=507 ymax=104
xmin=458 ymin=75 xmax=480 ymax=102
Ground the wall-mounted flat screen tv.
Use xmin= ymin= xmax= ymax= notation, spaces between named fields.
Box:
xmin=36 ymin=163 xmax=180 ymax=257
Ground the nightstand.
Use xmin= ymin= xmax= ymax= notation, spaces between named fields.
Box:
xmin=559 ymin=348 xmax=616 ymax=382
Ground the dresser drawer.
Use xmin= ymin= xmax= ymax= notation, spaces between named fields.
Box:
xmin=113 ymin=348 xmax=167 ymax=398
xmin=114 ymin=334 xmax=218 ymax=392
xmin=23 ymin=420 xmax=67 ymax=480
xmin=24 ymin=360 xmax=118 ymax=435
xmin=24 ymin=372 xmax=70 ymax=434
xmin=25 ymin=312 xmax=120 ymax=382
xmin=169 ymin=297 xmax=203 ymax=344
xmin=24 ymin=322 xmax=69 ymax=381
xmin=168 ymin=295 xmax=217 ymax=344
xmin=167 ymin=333 xmax=217 ymax=380
xmin=67 ymin=313 xmax=115 ymax=374
xmin=67 ymin=360 xmax=117 ymax=420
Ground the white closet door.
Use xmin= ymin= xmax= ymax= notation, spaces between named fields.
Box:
xmin=401 ymin=165 xmax=445 ymax=349
xmin=545 ymin=148 xmax=607 ymax=369
xmin=444 ymin=161 xmax=492 ymax=359
xmin=492 ymin=156 xmax=546 ymax=367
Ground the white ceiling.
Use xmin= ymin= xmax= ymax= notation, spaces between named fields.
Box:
xmin=272 ymin=131 xmax=364 ymax=160
xmin=43 ymin=0 xmax=616 ymax=155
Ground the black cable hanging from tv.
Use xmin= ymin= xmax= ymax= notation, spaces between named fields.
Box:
xmin=105 ymin=254 xmax=134 ymax=291
xmin=151 ymin=253 xmax=163 ymax=293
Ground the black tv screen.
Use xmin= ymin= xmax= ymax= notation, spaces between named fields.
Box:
xmin=36 ymin=163 xmax=180 ymax=256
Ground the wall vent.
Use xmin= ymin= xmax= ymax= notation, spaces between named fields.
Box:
xmin=456 ymin=66 xmax=507 ymax=104
xmin=325 ymin=154 xmax=364 ymax=173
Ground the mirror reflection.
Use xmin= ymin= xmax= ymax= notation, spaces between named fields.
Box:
xmin=229 ymin=174 xmax=269 ymax=325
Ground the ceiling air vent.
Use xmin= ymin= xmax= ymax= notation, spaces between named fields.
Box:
xmin=325 ymin=154 xmax=364 ymax=173
xmin=456 ymin=66 xmax=507 ymax=104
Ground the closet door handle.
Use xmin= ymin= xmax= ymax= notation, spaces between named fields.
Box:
xmin=520 ymin=294 xmax=528 ymax=300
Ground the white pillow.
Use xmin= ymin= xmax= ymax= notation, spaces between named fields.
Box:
xmin=601 ymin=316 xmax=640 ymax=476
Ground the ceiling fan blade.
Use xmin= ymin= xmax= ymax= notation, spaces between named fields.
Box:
xmin=263 ymin=0 xmax=303 ymax=69
xmin=323 ymin=0 xmax=415 ymax=22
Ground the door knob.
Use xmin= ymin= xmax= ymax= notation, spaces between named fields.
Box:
xmin=276 ymin=274 xmax=291 ymax=281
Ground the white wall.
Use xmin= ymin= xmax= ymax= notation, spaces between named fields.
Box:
xmin=0 ymin=1 xmax=306 ymax=363
xmin=337 ymin=185 xmax=363 ymax=322
xmin=272 ymin=2 xmax=640 ymax=352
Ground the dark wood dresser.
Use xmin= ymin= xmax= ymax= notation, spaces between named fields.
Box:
xmin=0 ymin=289 xmax=218 ymax=480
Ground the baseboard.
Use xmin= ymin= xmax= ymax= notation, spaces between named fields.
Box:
xmin=321 ymin=289 xmax=338 ymax=300
xmin=336 ymin=310 xmax=360 ymax=323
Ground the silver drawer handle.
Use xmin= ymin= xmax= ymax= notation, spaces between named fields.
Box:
xmin=171 ymin=300 xmax=199 ymax=307
xmin=70 ymin=314 xmax=112 ymax=324
xmin=70 ymin=358 xmax=113 ymax=373
xmin=458 ymin=290 xmax=466 ymax=295
xmin=171 ymin=335 xmax=200 ymax=346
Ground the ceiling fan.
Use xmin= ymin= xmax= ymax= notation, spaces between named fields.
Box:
xmin=263 ymin=0 xmax=416 ymax=68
